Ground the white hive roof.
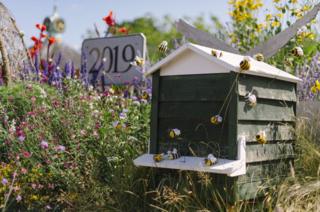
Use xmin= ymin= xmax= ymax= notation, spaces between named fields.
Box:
xmin=145 ymin=43 xmax=301 ymax=83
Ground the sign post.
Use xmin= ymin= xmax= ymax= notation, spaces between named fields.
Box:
xmin=82 ymin=33 xmax=146 ymax=86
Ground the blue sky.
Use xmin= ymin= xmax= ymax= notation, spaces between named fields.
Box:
xmin=2 ymin=0 xmax=275 ymax=50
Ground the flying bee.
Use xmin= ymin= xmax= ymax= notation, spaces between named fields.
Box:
xmin=158 ymin=41 xmax=168 ymax=54
xmin=130 ymin=56 xmax=145 ymax=67
xmin=210 ymin=115 xmax=223 ymax=125
xmin=153 ymin=153 xmax=164 ymax=162
xmin=256 ymin=131 xmax=267 ymax=144
xmin=240 ymin=57 xmax=251 ymax=71
xmin=253 ymin=53 xmax=264 ymax=62
xmin=168 ymin=148 xmax=180 ymax=160
xmin=169 ymin=128 xmax=181 ymax=139
xmin=245 ymin=92 xmax=257 ymax=107
xmin=292 ymin=46 xmax=304 ymax=57
xmin=204 ymin=154 xmax=217 ymax=166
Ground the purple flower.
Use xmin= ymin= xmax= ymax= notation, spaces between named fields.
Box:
xmin=55 ymin=145 xmax=66 ymax=153
xmin=2 ymin=178 xmax=8 ymax=185
xmin=16 ymin=195 xmax=22 ymax=202
xmin=40 ymin=140 xmax=49 ymax=149
xmin=18 ymin=135 xmax=25 ymax=142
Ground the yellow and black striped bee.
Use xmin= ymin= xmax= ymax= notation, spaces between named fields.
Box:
xmin=291 ymin=46 xmax=304 ymax=57
xmin=245 ymin=92 xmax=257 ymax=107
xmin=240 ymin=57 xmax=251 ymax=71
xmin=210 ymin=115 xmax=223 ymax=125
xmin=168 ymin=148 xmax=180 ymax=160
xmin=131 ymin=56 xmax=145 ymax=67
xmin=254 ymin=53 xmax=264 ymax=62
xmin=169 ymin=128 xmax=181 ymax=139
xmin=256 ymin=131 xmax=267 ymax=144
xmin=211 ymin=49 xmax=223 ymax=58
xmin=141 ymin=91 xmax=149 ymax=100
xmin=204 ymin=154 xmax=217 ymax=166
xmin=153 ymin=153 xmax=164 ymax=162
xmin=158 ymin=41 xmax=168 ymax=54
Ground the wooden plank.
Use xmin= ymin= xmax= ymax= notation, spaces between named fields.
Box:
xmin=238 ymin=99 xmax=295 ymax=122
xmin=157 ymin=117 xmax=229 ymax=157
xmin=150 ymin=71 xmax=160 ymax=154
xmin=237 ymin=159 xmax=293 ymax=183
xmin=159 ymin=74 xmax=231 ymax=102
xmin=246 ymin=3 xmax=320 ymax=59
xmin=238 ymin=121 xmax=295 ymax=142
xmin=175 ymin=19 xmax=240 ymax=54
xmin=246 ymin=143 xmax=294 ymax=163
xmin=238 ymin=75 xmax=296 ymax=102
xmin=159 ymin=101 xmax=224 ymax=119
xmin=227 ymin=72 xmax=238 ymax=160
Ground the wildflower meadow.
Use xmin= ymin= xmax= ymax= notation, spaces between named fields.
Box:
xmin=0 ymin=0 xmax=319 ymax=211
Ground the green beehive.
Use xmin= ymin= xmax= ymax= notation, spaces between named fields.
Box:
xmin=134 ymin=43 xmax=300 ymax=201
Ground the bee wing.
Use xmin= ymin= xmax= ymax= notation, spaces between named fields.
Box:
xmin=246 ymin=3 xmax=320 ymax=59
xmin=176 ymin=19 xmax=240 ymax=54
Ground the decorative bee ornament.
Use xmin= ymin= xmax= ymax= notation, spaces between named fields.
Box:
xmin=254 ymin=53 xmax=264 ymax=62
xmin=169 ymin=128 xmax=181 ymax=139
xmin=168 ymin=148 xmax=180 ymax=160
xmin=211 ymin=49 xmax=223 ymax=58
xmin=153 ymin=153 xmax=164 ymax=162
xmin=131 ymin=56 xmax=145 ymax=67
xmin=245 ymin=92 xmax=257 ymax=107
xmin=210 ymin=115 xmax=223 ymax=125
xmin=158 ymin=41 xmax=168 ymax=54
xmin=204 ymin=154 xmax=217 ymax=166
xmin=240 ymin=56 xmax=251 ymax=72
xmin=292 ymin=46 xmax=304 ymax=57
xmin=256 ymin=131 xmax=267 ymax=144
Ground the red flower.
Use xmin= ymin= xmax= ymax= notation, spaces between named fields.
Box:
xmin=118 ymin=26 xmax=129 ymax=34
xmin=40 ymin=33 xmax=47 ymax=39
xmin=36 ymin=24 xmax=46 ymax=32
xmin=103 ymin=11 xmax=116 ymax=27
xmin=48 ymin=37 xmax=56 ymax=46
xmin=22 ymin=151 xmax=31 ymax=158
xmin=31 ymin=36 xmax=39 ymax=43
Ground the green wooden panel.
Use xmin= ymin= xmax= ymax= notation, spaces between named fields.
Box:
xmin=157 ymin=117 xmax=229 ymax=157
xmin=227 ymin=72 xmax=238 ymax=160
xmin=238 ymin=121 xmax=295 ymax=142
xmin=237 ymin=159 xmax=293 ymax=183
xmin=238 ymin=75 xmax=297 ymax=102
xmin=246 ymin=143 xmax=294 ymax=163
xmin=238 ymin=99 xmax=295 ymax=121
xmin=159 ymin=101 xmax=224 ymax=119
xmin=159 ymin=74 xmax=231 ymax=102
xmin=150 ymin=71 xmax=160 ymax=154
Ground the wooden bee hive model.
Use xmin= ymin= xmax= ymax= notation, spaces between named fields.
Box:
xmin=134 ymin=42 xmax=300 ymax=201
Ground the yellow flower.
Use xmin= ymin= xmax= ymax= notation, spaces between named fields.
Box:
xmin=316 ymin=80 xmax=320 ymax=90
xmin=276 ymin=13 xmax=284 ymax=19
xmin=291 ymin=0 xmax=298 ymax=3
xmin=271 ymin=21 xmax=281 ymax=27
xmin=311 ymin=86 xmax=317 ymax=94
xmin=273 ymin=0 xmax=281 ymax=3
xmin=265 ymin=14 xmax=272 ymax=21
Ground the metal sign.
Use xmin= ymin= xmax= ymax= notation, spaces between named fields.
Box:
xmin=82 ymin=33 xmax=146 ymax=86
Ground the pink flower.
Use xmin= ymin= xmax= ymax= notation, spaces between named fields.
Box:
xmin=22 ymin=151 xmax=31 ymax=158
xmin=16 ymin=195 xmax=22 ymax=202
xmin=18 ymin=135 xmax=25 ymax=142
xmin=40 ymin=140 xmax=49 ymax=149
xmin=21 ymin=168 xmax=28 ymax=174
xmin=55 ymin=145 xmax=65 ymax=153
